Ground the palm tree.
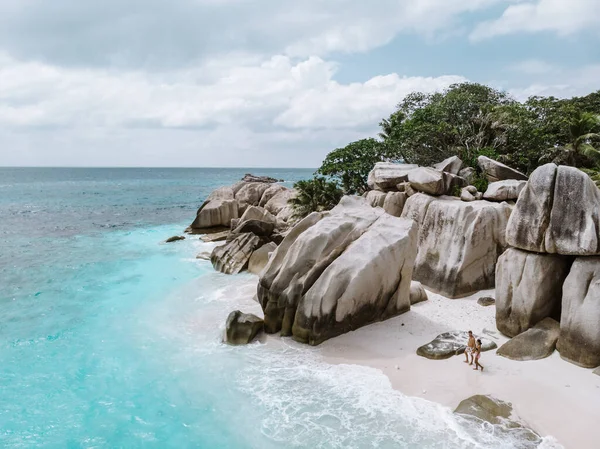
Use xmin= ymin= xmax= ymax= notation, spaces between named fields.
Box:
xmin=289 ymin=177 xmax=343 ymax=219
xmin=551 ymin=111 xmax=600 ymax=166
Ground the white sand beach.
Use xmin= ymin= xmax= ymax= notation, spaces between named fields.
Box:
xmin=315 ymin=288 xmax=600 ymax=449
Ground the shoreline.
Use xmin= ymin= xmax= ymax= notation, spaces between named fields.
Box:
xmin=313 ymin=288 xmax=600 ymax=449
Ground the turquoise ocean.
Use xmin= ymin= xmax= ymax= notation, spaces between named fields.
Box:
xmin=0 ymin=168 xmax=559 ymax=448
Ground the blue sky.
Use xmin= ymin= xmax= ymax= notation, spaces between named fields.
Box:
xmin=0 ymin=0 xmax=599 ymax=167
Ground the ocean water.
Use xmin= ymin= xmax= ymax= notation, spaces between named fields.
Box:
xmin=0 ymin=168 xmax=560 ymax=449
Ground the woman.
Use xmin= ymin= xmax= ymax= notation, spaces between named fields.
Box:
xmin=473 ymin=339 xmax=484 ymax=372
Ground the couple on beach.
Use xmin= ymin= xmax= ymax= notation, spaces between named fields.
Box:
xmin=464 ymin=331 xmax=484 ymax=371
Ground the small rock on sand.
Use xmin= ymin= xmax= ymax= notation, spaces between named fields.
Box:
xmin=416 ymin=331 xmax=496 ymax=360
xmin=477 ymin=296 xmax=495 ymax=307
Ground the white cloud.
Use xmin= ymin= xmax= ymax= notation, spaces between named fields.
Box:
xmin=471 ymin=0 xmax=600 ymax=41
xmin=0 ymin=52 xmax=465 ymax=166
xmin=0 ymin=0 xmax=504 ymax=67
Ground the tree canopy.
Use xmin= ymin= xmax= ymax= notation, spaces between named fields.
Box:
xmin=292 ymin=83 xmax=600 ymax=219
xmin=315 ymin=83 xmax=600 ymax=198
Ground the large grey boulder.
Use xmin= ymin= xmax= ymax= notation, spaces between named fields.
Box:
xmin=259 ymin=184 xmax=288 ymax=207
xmin=208 ymin=185 xmax=235 ymax=201
xmin=366 ymin=190 xmax=387 ymax=207
xmin=417 ymin=331 xmax=496 ymax=360
xmin=225 ymin=310 xmax=264 ymax=345
xmin=211 ymin=233 xmax=262 ymax=274
xmin=258 ymin=196 xmax=417 ymax=344
xmin=506 ymin=163 xmax=600 ymax=255
xmin=235 ymin=182 xmax=271 ymax=209
xmin=275 ymin=205 xmax=296 ymax=223
xmin=483 ymin=180 xmax=527 ymax=202
xmin=408 ymin=167 xmax=446 ymax=195
xmin=191 ymin=199 xmax=239 ymax=230
xmin=558 ymin=257 xmax=600 ymax=368
xmin=367 ymin=162 xmax=418 ymax=191
xmin=477 ymin=156 xmax=528 ymax=183
xmin=248 ymin=242 xmax=278 ymax=275
xmin=433 ymin=155 xmax=463 ymax=175
xmin=495 ymin=248 xmax=570 ymax=337
xmin=454 ymin=395 xmax=512 ymax=425
xmin=239 ymin=205 xmax=277 ymax=225
xmin=401 ymin=194 xmax=512 ymax=298
xmin=497 ymin=318 xmax=560 ymax=361
xmin=230 ymin=219 xmax=274 ymax=237
xmin=264 ymin=188 xmax=297 ymax=215
xmin=382 ymin=192 xmax=407 ymax=217
xmin=454 ymin=395 xmax=541 ymax=443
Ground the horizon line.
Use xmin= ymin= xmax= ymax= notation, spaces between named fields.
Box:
xmin=0 ymin=165 xmax=318 ymax=170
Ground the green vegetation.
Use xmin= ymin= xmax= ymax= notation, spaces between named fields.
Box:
xmin=289 ymin=177 xmax=343 ymax=218
xmin=291 ymin=84 xmax=600 ymax=218
xmin=317 ymin=138 xmax=389 ymax=195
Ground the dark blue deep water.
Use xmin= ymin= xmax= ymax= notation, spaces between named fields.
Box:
xmin=0 ymin=168 xmax=559 ymax=448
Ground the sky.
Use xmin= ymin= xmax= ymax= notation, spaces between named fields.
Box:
xmin=0 ymin=0 xmax=599 ymax=168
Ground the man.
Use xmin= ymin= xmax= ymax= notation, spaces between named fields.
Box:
xmin=464 ymin=330 xmax=476 ymax=365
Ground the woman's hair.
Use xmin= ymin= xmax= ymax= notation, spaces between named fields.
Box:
xmin=477 ymin=339 xmax=482 ymax=344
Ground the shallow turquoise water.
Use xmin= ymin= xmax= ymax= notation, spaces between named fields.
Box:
xmin=0 ymin=168 xmax=560 ymax=448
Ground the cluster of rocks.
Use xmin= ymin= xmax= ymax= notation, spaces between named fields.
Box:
xmin=365 ymin=155 xmax=527 ymax=298
xmin=496 ymin=163 xmax=600 ymax=368
xmin=188 ymin=174 xmax=298 ymax=275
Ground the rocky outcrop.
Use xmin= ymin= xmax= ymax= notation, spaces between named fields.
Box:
xmin=483 ymin=180 xmax=526 ymax=202
xmin=242 ymin=174 xmax=281 ymax=183
xmin=506 ymin=164 xmax=600 ymax=255
xmin=409 ymin=281 xmax=428 ymax=305
xmin=366 ymin=190 xmax=387 ymax=207
xmin=477 ymin=156 xmax=528 ymax=183
xmin=189 ymin=173 xmax=297 ymax=231
xmin=211 ymin=233 xmax=262 ymax=274
xmin=401 ymin=194 xmax=512 ymax=298
xmin=367 ymin=162 xmax=418 ymax=191
xmin=225 ymin=310 xmax=264 ymax=344
xmin=408 ymin=167 xmax=447 ymax=195
xmin=497 ymin=318 xmax=560 ymax=361
xmin=365 ymin=191 xmax=406 ymax=217
xmin=416 ymin=331 xmax=496 ymax=360
xmin=191 ymin=199 xmax=239 ymax=230
xmin=259 ymin=184 xmax=288 ymax=207
xmin=382 ymin=192 xmax=407 ymax=217
xmin=258 ymin=196 xmax=417 ymax=345
xmin=433 ymin=155 xmax=463 ymax=175
xmin=264 ymin=189 xmax=296 ymax=216
xmin=230 ymin=219 xmax=274 ymax=238
xmin=200 ymin=230 xmax=229 ymax=242
xmin=235 ymin=182 xmax=271 ymax=210
xmin=165 ymin=235 xmax=185 ymax=243
xmin=239 ymin=205 xmax=277 ymax=225
xmin=248 ymin=242 xmax=277 ymax=275
xmin=196 ymin=251 xmax=212 ymax=260
xmin=495 ymin=248 xmax=570 ymax=337
xmin=275 ymin=205 xmax=296 ymax=223
xmin=558 ymin=257 xmax=600 ymax=368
